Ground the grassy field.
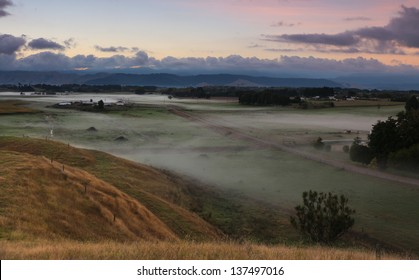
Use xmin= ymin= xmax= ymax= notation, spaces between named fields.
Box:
xmin=332 ymin=99 xmax=405 ymax=108
xmin=2 ymin=136 xmax=406 ymax=260
xmin=1 ymin=96 xmax=418 ymax=257
xmin=0 ymin=100 xmax=40 ymax=115
xmin=191 ymin=104 xmax=419 ymax=253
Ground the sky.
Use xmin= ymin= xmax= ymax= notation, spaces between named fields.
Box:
xmin=1 ymin=0 xmax=419 ymax=77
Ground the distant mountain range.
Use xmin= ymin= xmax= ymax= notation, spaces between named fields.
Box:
xmin=334 ymin=74 xmax=419 ymax=91
xmin=1 ymin=71 xmax=419 ymax=90
xmin=0 ymin=71 xmax=341 ymax=88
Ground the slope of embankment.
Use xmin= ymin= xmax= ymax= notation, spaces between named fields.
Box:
xmin=0 ymin=136 xmax=221 ymax=242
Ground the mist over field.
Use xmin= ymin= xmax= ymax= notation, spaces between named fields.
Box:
xmin=1 ymin=93 xmax=418 ymax=253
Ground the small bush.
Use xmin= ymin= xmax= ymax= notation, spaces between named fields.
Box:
xmin=290 ymin=190 xmax=355 ymax=243
xmin=313 ymin=137 xmax=324 ymax=150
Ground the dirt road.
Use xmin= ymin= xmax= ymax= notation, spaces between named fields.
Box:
xmin=168 ymin=105 xmax=419 ymax=188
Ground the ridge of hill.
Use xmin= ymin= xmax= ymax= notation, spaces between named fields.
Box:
xmin=0 ymin=136 xmax=222 ymax=241
xmin=0 ymin=71 xmax=341 ymax=88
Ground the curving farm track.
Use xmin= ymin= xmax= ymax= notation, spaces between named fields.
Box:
xmin=168 ymin=105 xmax=419 ymax=188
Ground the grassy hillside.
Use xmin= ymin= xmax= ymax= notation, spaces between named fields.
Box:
xmin=0 ymin=136 xmax=409 ymax=259
xmin=0 ymin=150 xmax=179 ymax=241
xmin=0 ymin=136 xmax=221 ymax=241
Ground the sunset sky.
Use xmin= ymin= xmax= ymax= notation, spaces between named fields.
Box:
xmin=1 ymin=0 xmax=419 ymax=77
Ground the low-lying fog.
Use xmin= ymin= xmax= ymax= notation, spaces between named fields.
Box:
xmin=1 ymin=93 xmax=418 ymax=251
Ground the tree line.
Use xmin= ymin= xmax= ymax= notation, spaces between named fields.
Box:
xmin=238 ymin=89 xmax=295 ymax=106
xmin=350 ymin=96 xmax=419 ymax=170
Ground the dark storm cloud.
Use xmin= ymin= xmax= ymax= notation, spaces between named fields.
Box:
xmin=0 ymin=0 xmax=13 ymax=17
xmin=386 ymin=5 xmax=419 ymax=48
xmin=0 ymin=34 xmax=26 ymax=54
xmin=266 ymin=6 xmax=419 ymax=53
xmin=28 ymin=38 xmax=66 ymax=50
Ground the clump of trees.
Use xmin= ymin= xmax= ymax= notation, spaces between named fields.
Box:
xmin=167 ymin=87 xmax=211 ymax=99
xmin=368 ymin=96 xmax=419 ymax=169
xmin=290 ymin=190 xmax=355 ymax=243
xmin=348 ymin=96 xmax=419 ymax=170
xmin=302 ymin=87 xmax=335 ymax=98
xmin=239 ymin=90 xmax=292 ymax=106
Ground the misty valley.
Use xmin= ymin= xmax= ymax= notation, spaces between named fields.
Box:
xmin=0 ymin=91 xmax=418 ymax=259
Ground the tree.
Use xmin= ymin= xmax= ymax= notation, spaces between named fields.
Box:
xmin=368 ymin=117 xmax=399 ymax=169
xmin=290 ymin=190 xmax=355 ymax=243
xmin=349 ymin=137 xmax=373 ymax=165
xmin=396 ymin=110 xmax=419 ymax=150
xmin=405 ymin=96 xmax=419 ymax=112
xmin=368 ymin=99 xmax=419 ymax=170
xmin=97 ymin=99 xmax=105 ymax=110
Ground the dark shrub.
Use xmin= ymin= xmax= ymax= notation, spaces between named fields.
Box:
xmin=290 ymin=190 xmax=355 ymax=243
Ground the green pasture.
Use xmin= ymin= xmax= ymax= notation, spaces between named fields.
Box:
xmin=1 ymin=97 xmax=418 ymax=253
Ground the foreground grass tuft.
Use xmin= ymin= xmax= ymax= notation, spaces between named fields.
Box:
xmin=0 ymin=240 xmax=406 ymax=260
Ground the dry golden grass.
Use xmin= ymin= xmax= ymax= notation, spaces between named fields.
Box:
xmin=0 ymin=136 xmax=222 ymax=240
xmin=0 ymin=150 xmax=177 ymax=242
xmin=0 ymin=239 xmax=405 ymax=260
xmin=0 ymin=100 xmax=39 ymax=114
xmin=0 ymin=137 xmax=97 ymax=168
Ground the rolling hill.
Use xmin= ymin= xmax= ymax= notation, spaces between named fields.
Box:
xmin=0 ymin=71 xmax=341 ymax=87
xmin=0 ymin=136 xmax=222 ymax=241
